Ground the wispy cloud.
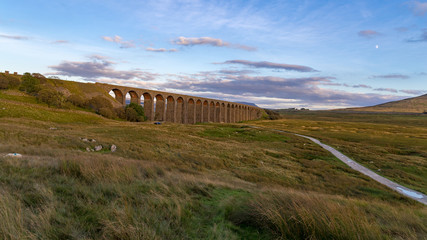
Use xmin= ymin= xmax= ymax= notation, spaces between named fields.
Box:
xmin=371 ymin=74 xmax=410 ymax=79
xmin=218 ymin=60 xmax=318 ymax=72
xmin=51 ymin=40 xmax=69 ymax=44
xmin=407 ymin=1 xmax=427 ymax=16
xmin=352 ymin=84 xmax=372 ymax=88
xmin=358 ymin=30 xmax=381 ymax=38
xmin=146 ymin=47 xmax=177 ymax=52
xmin=374 ymin=88 xmax=398 ymax=93
xmin=48 ymin=55 xmax=157 ymax=80
xmin=102 ymin=35 xmax=135 ymax=48
xmin=406 ymin=29 xmax=427 ymax=42
xmin=400 ymin=89 xmax=426 ymax=95
xmin=218 ymin=69 xmax=258 ymax=75
xmin=0 ymin=34 xmax=29 ymax=40
xmin=173 ymin=37 xmax=256 ymax=51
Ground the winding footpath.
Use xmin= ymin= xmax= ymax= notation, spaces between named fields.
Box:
xmin=251 ymin=126 xmax=427 ymax=205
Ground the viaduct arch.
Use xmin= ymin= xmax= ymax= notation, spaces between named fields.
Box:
xmin=97 ymin=83 xmax=262 ymax=124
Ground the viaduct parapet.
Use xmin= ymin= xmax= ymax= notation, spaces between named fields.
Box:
xmin=96 ymin=83 xmax=262 ymax=124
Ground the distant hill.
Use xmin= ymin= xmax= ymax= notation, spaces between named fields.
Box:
xmin=236 ymin=102 xmax=259 ymax=107
xmin=341 ymin=94 xmax=427 ymax=113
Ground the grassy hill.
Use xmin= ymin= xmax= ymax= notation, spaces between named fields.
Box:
xmin=341 ymin=94 xmax=427 ymax=113
xmin=0 ymin=82 xmax=426 ymax=238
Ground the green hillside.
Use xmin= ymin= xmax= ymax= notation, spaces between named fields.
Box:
xmin=0 ymin=78 xmax=426 ymax=239
xmin=343 ymin=94 xmax=427 ymax=113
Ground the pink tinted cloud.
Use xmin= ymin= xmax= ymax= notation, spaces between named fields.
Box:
xmin=102 ymin=35 xmax=135 ymax=48
xmin=173 ymin=36 xmax=256 ymax=51
xmin=358 ymin=30 xmax=381 ymax=38
xmin=220 ymin=60 xmax=318 ymax=72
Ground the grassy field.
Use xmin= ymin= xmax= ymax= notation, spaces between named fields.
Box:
xmin=254 ymin=111 xmax=427 ymax=194
xmin=0 ymin=90 xmax=426 ymax=239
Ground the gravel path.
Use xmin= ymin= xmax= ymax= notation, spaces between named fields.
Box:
xmin=250 ymin=126 xmax=427 ymax=205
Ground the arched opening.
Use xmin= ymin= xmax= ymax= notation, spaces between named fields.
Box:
xmin=227 ymin=104 xmax=231 ymax=123
xmin=166 ymin=96 xmax=175 ymax=122
xmin=209 ymin=102 xmax=215 ymax=122
xmin=196 ymin=99 xmax=202 ymax=123
xmin=215 ymin=102 xmax=220 ymax=122
xmin=155 ymin=94 xmax=165 ymax=121
xmin=109 ymin=89 xmax=124 ymax=104
xmin=142 ymin=93 xmax=153 ymax=121
xmin=128 ymin=91 xmax=139 ymax=105
xmin=221 ymin=103 xmax=226 ymax=123
xmin=187 ymin=99 xmax=195 ymax=124
xmin=203 ymin=100 xmax=209 ymax=122
xmin=176 ymin=97 xmax=184 ymax=123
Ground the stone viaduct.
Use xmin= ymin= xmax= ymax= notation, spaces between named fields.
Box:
xmin=96 ymin=83 xmax=262 ymax=124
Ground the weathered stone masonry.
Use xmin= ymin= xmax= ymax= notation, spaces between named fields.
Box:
xmin=96 ymin=83 xmax=262 ymax=124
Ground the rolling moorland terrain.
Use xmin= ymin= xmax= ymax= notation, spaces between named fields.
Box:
xmin=0 ymin=72 xmax=426 ymax=239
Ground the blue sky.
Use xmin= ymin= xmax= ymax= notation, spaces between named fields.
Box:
xmin=1 ymin=0 xmax=426 ymax=109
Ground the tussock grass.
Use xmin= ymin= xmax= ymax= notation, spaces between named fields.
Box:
xmin=230 ymin=189 xmax=427 ymax=240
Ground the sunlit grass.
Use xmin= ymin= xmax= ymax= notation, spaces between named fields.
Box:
xmin=0 ymin=89 xmax=426 ymax=239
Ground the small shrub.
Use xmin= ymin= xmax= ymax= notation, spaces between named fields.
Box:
xmin=6 ymin=75 xmax=20 ymax=88
xmin=67 ymin=94 xmax=88 ymax=108
xmin=99 ymin=107 xmax=116 ymax=119
xmin=88 ymin=96 xmax=113 ymax=113
xmin=0 ymin=74 xmax=20 ymax=89
xmin=0 ymin=75 xmax=8 ymax=89
xmin=125 ymin=107 xmax=138 ymax=122
xmin=125 ymin=103 xmax=146 ymax=121
xmin=31 ymin=73 xmax=46 ymax=79
xmin=19 ymin=72 xmax=40 ymax=94
xmin=37 ymin=87 xmax=64 ymax=107
xmin=115 ymin=107 xmax=126 ymax=119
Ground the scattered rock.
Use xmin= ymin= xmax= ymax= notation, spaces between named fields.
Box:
xmin=91 ymin=149 xmax=94 ymax=152
xmin=369 ymin=161 xmax=374 ymax=164
xmin=82 ymin=138 xmax=89 ymax=142
xmin=91 ymin=139 xmax=96 ymax=143
xmin=5 ymin=153 xmax=22 ymax=158
xmin=49 ymin=127 xmax=57 ymax=130
xmin=94 ymin=145 xmax=103 ymax=151
xmin=377 ymin=169 xmax=381 ymax=172
xmin=110 ymin=144 xmax=117 ymax=152
xmin=86 ymin=147 xmax=91 ymax=152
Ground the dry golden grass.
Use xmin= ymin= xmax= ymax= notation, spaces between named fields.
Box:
xmin=0 ymin=89 xmax=426 ymax=239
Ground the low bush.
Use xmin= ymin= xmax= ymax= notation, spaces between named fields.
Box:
xmin=0 ymin=74 xmax=21 ymax=89
xmin=36 ymin=87 xmax=65 ymax=107
xmin=125 ymin=107 xmax=138 ymax=122
xmin=19 ymin=73 xmax=40 ymax=94
xmin=0 ymin=76 xmax=8 ymax=89
xmin=125 ymin=103 xmax=146 ymax=122
xmin=114 ymin=107 xmax=126 ymax=119
xmin=67 ymin=94 xmax=87 ymax=108
xmin=88 ymin=96 xmax=113 ymax=113
xmin=99 ymin=107 xmax=116 ymax=119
